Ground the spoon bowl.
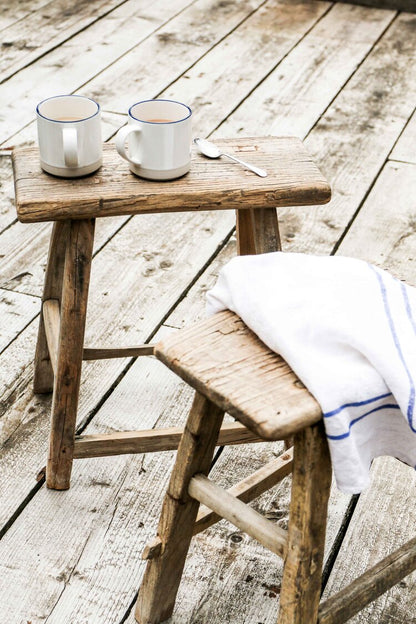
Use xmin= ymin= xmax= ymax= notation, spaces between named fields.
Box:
xmin=194 ymin=137 xmax=267 ymax=177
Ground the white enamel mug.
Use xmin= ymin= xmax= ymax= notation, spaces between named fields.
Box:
xmin=115 ymin=99 xmax=192 ymax=180
xmin=36 ymin=95 xmax=102 ymax=177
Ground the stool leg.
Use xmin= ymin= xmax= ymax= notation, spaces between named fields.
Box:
xmin=236 ymin=207 xmax=281 ymax=255
xmin=34 ymin=221 xmax=69 ymax=393
xmin=278 ymin=422 xmax=332 ymax=624
xmin=135 ymin=392 xmax=224 ymax=624
xmin=46 ymin=218 xmax=95 ymax=490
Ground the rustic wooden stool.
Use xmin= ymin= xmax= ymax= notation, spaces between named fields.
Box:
xmin=136 ymin=311 xmax=416 ymax=624
xmin=12 ymin=137 xmax=331 ymax=490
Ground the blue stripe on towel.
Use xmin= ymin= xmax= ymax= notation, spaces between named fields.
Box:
xmin=370 ymin=265 xmax=416 ymax=432
xmin=323 ymin=392 xmax=393 ymax=418
xmin=326 ymin=403 xmax=401 ymax=440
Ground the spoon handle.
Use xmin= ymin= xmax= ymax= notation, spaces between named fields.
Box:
xmin=222 ymin=151 xmax=267 ymax=177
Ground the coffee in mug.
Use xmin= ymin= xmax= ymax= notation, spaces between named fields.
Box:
xmin=36 ymin=95 xmax=102 ymax=178
xmin=115 ymin=99 xmax=192 ymax=181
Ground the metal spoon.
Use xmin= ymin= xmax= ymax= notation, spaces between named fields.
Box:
xmin=194 ymin=137 xmax=267 ymax=177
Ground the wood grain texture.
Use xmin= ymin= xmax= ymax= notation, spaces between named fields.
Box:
xmin=135 ymin=392 xmax=224 ymax=623
xmin=160 ymin=0 xmax=331 ymax=139
xmin=338 ymin=161 xmax=416 ymax=284
xmin=0 ymin=0 xmax=127 ymax=82
xmin=12 ymin=137 xmax=331 ymax=222
xmin=193 ymin=449 xmax=293 ymax=535
xmin=0 ymin=288 xmax=38 ymax=353
xmin=81 ymin=0 xmax=272 ymax=114
xmin=332 ymin=0 xmax=416 ymax=10
xmin=390 ymin=110 xmax=416 ymax=165
xmin=155 ymin=310 xmax=322 ymax=440
xmin=220 ymin=2 xmax=395 ymax=141
xmin=42 ymin=299 xmax=60 ymax=376
xmin=278 ymin=423 xmax=332 ymax=624
xmin=0 ymin=0 xmax=197 ymax=144
xmin=33 ymin=221 xmax=68 ymax=393
xmin=73 ymin=421 xmax=263 ymax=458
xmin=236 ymin=208 xmax=282 ymax=255
xmin=318 ymin=536 xmax=416 ymax=624
xmin=189 ymin=474 xmax=288 ymax=557
xmin=46 ymin=219 xmax=95 ymax=490
xmin=82 ymin=344 xmax=155 ymax=360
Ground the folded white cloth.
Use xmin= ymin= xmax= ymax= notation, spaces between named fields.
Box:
xmin=206 ymin=252 xmax=416 ymax=493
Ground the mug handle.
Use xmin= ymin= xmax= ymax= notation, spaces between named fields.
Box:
xmin=63 ymin=126 xmax=79 ymax=168
xmin=115 ymin=125 xmax=142 ymax=166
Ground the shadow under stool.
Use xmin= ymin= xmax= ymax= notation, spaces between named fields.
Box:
xmin=136 ymin=311 xmax=416 ymax=624
xmin=12 ymin=136 xmax=330 ymax=491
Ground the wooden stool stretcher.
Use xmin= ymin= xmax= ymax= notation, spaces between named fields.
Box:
xmin=12 ymin=136 xmax=331 ymax=490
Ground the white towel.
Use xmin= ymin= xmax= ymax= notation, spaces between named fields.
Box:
xmin=206 ymin=252 xmax=416 ymax=493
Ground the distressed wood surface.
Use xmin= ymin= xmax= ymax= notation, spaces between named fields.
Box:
xmin=1 ymin=0 xmax=416 ymax=623
xmin=155 ymin=310 xmax=322 ymax=440
xmin=278 ymin=423 xmax=332 ymax=624
xmin=13 ymin=137 xmax=331 ymax=222
xmin=0 ymin=207 xmax=235 ymax=523
xmin=0 ymin=0 xmax=127 ymax=81
xmin=46 ymin=219 xmax=95 ymax=490
xmin=136 ymin=392 xmax=225 ymax=623
xmin=33 ymin=221 xmax=68 ymax=393
xmin=0 ymin=0 xmax=198 ymax=143
xmin=73 ymin=422 xmax=262 ymax=459
xmin=390 ymin=109 xmax=416 ymax=165
xmin=333 ymin=0 xmax=416 ymax=11
xmin=0 ymin=0 xmax=265 ymax=144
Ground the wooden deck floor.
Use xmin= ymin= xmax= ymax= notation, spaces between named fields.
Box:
xmin=1 ymin=1 xmax=416 ymax=622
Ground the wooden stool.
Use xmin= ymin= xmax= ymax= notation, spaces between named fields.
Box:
xmin=136 ymin=311 xmax=416 ymax=624
xmin=12 ymin=136 xmax=331 ymax=491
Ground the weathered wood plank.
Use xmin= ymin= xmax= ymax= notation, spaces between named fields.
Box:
xmin=338 ymin=160 xmax=416 ymax=284
xmin=322 ymin=458 xmax=416 ymax=624
xmin=41 ymin=299 xmax=60 ymax=375
xmin=161 ymin=0 xmax=331 ymax=138
xmin=319 ymin=535 xmax=416 ymax=624
xmin=390 ymin=109 xmax=416 ymax=165
xmin=0 ymin=288 xmax=38 ymax=353
xmin=263 ymin=10 xmax=416 ymax=254
xmin=220 ymin=2 xmax=395 ymax=140
xmin=13 ymin=138 xmax=330 ymax=223
xmin=33 ymin=222 xmax=68 ymax=393
xmin=193 ymin=449 xmax=293 ymax=535
xmin=332 ymin=0 xmax=415 ymax=12
xmin=278 ymin=423 xmax=331 ymax=624
xmin=0 ymin=0 xmax=52 ymax=31
xmin=46 ymin=218 xmax=95 ymax=490
xmin=0 ymin=0 xmax=128 ymax=81
xmin=155 ymin=310 xmax=322 ymax=440
xmin=0 ymin=216 xmax=130 ymax=297
xmin=73 ymin=422 xmax=262 ymax=458
xmin=0 ymin=0 xmax=264 ymax=144
xmin=0 ymin=153 xmax=16 ymax=232
xmin=81 ymin=0 xmax=272 ymax=113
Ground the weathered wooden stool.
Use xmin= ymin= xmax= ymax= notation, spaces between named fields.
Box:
xmin=12 ymin=136 xmax=331 ymax=491
xmin=136 ymin=311 xmax=416 ymax=624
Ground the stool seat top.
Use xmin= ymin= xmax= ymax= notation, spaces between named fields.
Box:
xmin=155 ymin=310 xmax=322 ymax=440
xmin=12 ymin=136 xmax=330 ymax=223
